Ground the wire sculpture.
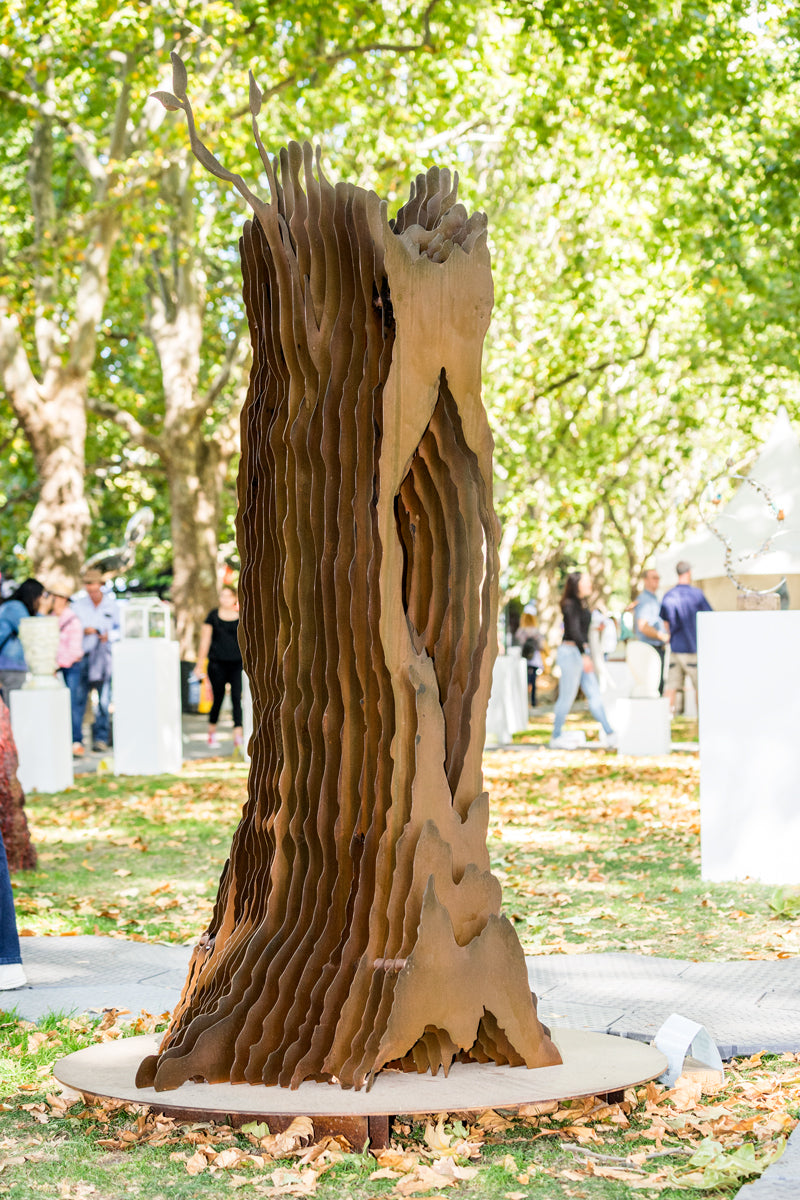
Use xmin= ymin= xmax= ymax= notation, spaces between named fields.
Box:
xmin=701 ymin=459 xmax=785 ymax=596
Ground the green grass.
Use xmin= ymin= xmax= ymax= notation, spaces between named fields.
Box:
xmin=2 ymin=745 xmax=799 ymax=1197
xmin=10 ymin=763 xmax=248 ymax=943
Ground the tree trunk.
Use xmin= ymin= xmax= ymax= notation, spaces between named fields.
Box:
xmin=1 ymin=66 xmax=128 ymax=590
xmin=163 ymin=433 xmax=227 ymax=657
xmin=24 ymin=382 xmax=91 ymax=586
xmin=138 ymin=127 xmax=559 ymax=1092
xmin=144 ymin=162 xmax=241 ymax=658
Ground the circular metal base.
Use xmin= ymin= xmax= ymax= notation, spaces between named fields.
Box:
xmin=54 ymin=1029 xmax=666 ymax=1147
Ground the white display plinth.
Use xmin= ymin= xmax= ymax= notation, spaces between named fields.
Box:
xmin=242 ymin=673 xmax=253 ymax=765
xmin=485 ymin=654 xmax=528 ymax=746
xmin=615 ymin=698 xmax=671 ymax=757
xmin=112 ymin=641 xmax=182 ymax=776
xmin=699 ymin=610 xmax=800 ymax=884
xmin=600 ymin=659 xmax=634 ymax=729
xmin=10 ymin=686 xmax=73 ymax=793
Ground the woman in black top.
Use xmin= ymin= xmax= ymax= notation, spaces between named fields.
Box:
xmin=550 ymin=572 xmax=616 ymax=749
xmin=196 ymin=586 xmax=243 ymax=750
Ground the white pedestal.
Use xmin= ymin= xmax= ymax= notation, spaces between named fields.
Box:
xmin=242 ymin=673 xmax=253 ymax=765
xmin=112 ymin=641 xmax=182 ymax=776
xmin=10 ymin=686 xmax=73 ymax=793
xmin=699 ymin=611 xmax=800 ymax=884
xmin=600 ymin=660 xmax=634 ymax=729
xmin=615 ymin=698 xmax=671 ymax=757
xmin=485 ymin=654 xmax=528 ymax=746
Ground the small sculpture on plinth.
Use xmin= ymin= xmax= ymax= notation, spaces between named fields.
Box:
xmin=18 ymin=617 xmax=61 ymax=689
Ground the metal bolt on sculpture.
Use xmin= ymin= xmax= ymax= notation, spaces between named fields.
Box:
xmin=138 ymin=54 xmax=561 ymax=1093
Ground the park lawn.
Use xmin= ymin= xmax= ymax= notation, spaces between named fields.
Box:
xmin=8 ymin=739 xmax=797 ymax=960
xmin=2 ymin=745 xmax=799 ymax=1198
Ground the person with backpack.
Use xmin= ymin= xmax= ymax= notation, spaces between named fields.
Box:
xmin=0 ymin=579 xmax=45 ymax=702
xmin=513 ymin=611 xmax=544 ymax=708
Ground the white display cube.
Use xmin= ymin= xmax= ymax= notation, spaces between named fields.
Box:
xmin=615 ymin=697 xmax=672 ymax=757
xmin=242 ymin=672 xmax=253 ymax=765
xmin=485 ymin=654 xmax=528 ymax=747
xmin=699 ymin=610 xmax=800 ymax=884
xmin=10 ymin=687 xmax=73 ymax=793
xmin=600 ymin=659 xmax=634 ymax=729
xmin=112 ymin=640 xmax=182 ymax=775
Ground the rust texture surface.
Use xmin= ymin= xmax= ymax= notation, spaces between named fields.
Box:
xmin=139 ymin=54 xmax=560 ymax=1094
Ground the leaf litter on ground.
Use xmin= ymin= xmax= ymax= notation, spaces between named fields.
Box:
xmin=3 ymin=755 xmax=799 ymax=1195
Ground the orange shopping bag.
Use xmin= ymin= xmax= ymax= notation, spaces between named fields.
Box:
xmin=198 ymin=674 xmax=213 ymax=714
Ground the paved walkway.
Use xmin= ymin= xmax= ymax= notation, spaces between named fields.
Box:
xmin=74 ymin=706 xmax=699 ymax=773
xmin=73 ymin=710 xmax=243 ymax=775
xmin=11 ymin=938 xmax=799 ymax=1053
xmin=5 ymin=939 xmax=797 ymax=1196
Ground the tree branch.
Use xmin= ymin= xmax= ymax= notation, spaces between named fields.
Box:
xmin=230 ymin=0 xmax=441 ymax=114
xmin=88 ymin=397 xmax=164 ymax=458
xmin=0 ymin=86 xmax=107 ymax=187
xmin=532 ymin=308 xmax=661 ymax=403
xmin=203 ymin=326 xmax=250 ymax=410
xmin=0 ymin=303 xmax=42 ymax=434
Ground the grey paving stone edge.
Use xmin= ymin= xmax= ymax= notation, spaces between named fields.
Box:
xmin=734 ymin=1124 xmax=800 ymax=1199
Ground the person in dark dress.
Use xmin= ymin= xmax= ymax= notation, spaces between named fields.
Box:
xmin=196 ymin=586 xmax=243 ymax=750
xmin=550 ymin=571 xmax=616 ymax=750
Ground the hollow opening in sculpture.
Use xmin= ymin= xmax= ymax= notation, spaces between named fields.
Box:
xmin=395 ymin=369 xmax=492 ymax=804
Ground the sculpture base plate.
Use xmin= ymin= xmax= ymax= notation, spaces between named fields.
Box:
xmin=54 ymin=1030 xmax=667 ymax=1149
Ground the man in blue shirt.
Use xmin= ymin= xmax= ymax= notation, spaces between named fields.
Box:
xmin=634 ymin=568 xmax=669 ymax=693
xmin=659 ymin=561 xmax=712 ymax=714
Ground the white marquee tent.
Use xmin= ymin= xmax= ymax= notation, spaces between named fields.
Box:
xmin=655 ymin=407 xmax=800 ymax=610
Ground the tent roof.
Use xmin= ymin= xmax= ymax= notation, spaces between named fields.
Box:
xmin=655 ymin=407 xmax=800 ymax=583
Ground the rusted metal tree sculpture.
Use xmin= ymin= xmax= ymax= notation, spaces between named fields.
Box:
xmin=138 ymin=55 xmax=560 ymax=1093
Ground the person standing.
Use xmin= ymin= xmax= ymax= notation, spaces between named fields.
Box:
xmin=550 ymin=572 xmax=617 ymax=750
xmin=71 ymin=569 xmax=120 ymax=754
xmin=196 ymin=585 xmax=243 ymax=751
xmin=0 ymin=692 xmax=37 ymax=873
xmin=634 ymin=567 xmax=669 ymax=693
xmin=0 ymin=825 xmax=26 ymax=991
xmin=659 ymin=561 xmax=712 ymax=714
xmin=41 ymin=574 xmax=85 ymax=756
xmin=513 ymin=611 xmax=543 ymax=708
xmin=0 ymin=579 xmax=45 ymax=702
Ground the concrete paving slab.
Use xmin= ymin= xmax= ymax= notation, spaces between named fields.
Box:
xmin=536 ymin=1000 xmax=627 ymax=1032
xmin=528 ymin=952 xmax=691 ymax=987
xmin=758 ymin=988 xmax=800 ymax=1012
xmin=605 ymin=1004 xmax=799 ymax=1058
xmin=681 ymin=959 xmax=800 ymax=989
xmin=734 ymin=1125 xmax=800 ymax=1198
xmin=5 ymin=937 xmax=191 ymax=1022
xmin=526 ymin=953 xmax=800 ymax=1058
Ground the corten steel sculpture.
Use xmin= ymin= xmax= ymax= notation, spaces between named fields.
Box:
xmin=138 ymin=55 xmax=561 ymax=1093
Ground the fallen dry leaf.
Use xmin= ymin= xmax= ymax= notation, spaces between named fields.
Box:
xmin=517 ymin=1099 xmax=559 ymax=1119
xmin=262 ymin=1115 xmax=314 ymax=1157
xmin=429 ymin=1156 xmax=478 ymax=1181
xmin=185 ymin=1151 xmax=209 ymax=1175
xmin=474 ymin=1108 xmax=513 ymax=1132
xmin=373 ymin=1148 xmax=420 ymax=1173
